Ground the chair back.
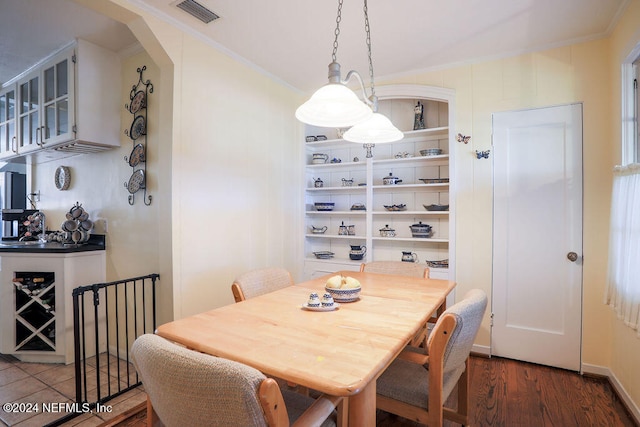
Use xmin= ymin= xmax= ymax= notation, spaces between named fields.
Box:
xmin=131 ymin=334 xmax=269 ymax=427
xmin=360 ymin=261 xmax=429 ymax=278
xmin=232 ymin=267 xmax=293 ymax=302
xmin=429 ymin=289 xmax=487 ymax=392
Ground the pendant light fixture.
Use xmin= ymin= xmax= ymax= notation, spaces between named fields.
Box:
xmin=343 ymin=0 xmax=403 ymax=149
xmin=296 ymin=0 xmax=403 ymax=150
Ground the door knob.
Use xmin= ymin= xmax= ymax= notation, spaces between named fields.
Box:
xmin=567 ymin=252 xmax=578 ymax=262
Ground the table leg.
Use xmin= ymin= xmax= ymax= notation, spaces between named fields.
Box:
xmin=348 ymin=381 xmax=376 ymax=426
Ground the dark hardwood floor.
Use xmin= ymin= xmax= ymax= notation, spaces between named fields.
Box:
xmin=106 ymin=356 xmax=638 ymax=427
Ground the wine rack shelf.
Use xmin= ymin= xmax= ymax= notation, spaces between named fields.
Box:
xmin=14 ymin=272 xmax=56 ymax=352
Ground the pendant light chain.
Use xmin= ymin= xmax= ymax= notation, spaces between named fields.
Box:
xmin=332 ymin=0 xmax=344 ymax=62
xmin=363 ymin=0 xmax=376 ymax=101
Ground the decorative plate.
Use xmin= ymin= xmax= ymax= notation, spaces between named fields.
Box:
xmin=426 ymin=259 xmax=449 ymax=268
xmin=419 ymin=178 xmax=450 ymax=184
xmin=129 ymin=115 xmax=146 ymax=140
xmin=301 ymin=303 xmax=340 ymax=312
xmin=129 ymin=90 xmax=146 ymax=114
xmin=383 ymin=204 xmax=407 ymax=211
xmin=128 ymin=143 xmax=146 ymax=167
xmin=127 ymin=169 xmax=146 ymax=194
xmin=55 ymin=166 xmax=71 ymax=190
xmin=313 ymin=251 xmax=335 ymax=259
xmin=424 ymin=204 xmax=449 ymax=211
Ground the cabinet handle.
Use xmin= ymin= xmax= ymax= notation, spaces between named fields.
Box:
xmin=36 ymin=126 xmax=44 ymax=146
xmin=11 ymin=136 xmax=17 ymax=153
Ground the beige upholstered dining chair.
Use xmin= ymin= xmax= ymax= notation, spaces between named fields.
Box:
xmin=131 ymin=334 xmax=341 ymax=427
xmin=360 ymin=261 xmax=430 ymax=278
xmin=376 ymin=289 xmax=488 ymax=427
xmin=231 ymin=267 xmax=293 ymax=303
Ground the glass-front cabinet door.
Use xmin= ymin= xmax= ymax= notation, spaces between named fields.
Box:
xmin=14 ymin=48 xmax=74 ymax=154
xmin=17 ymin=71 xmax=40 ymax=154
xmin=41 ymin=51 xmax=73 ymax=146
xmin=0 ymin=84 xmax=17 ymax=158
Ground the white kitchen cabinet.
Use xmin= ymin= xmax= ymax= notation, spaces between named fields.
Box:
xmin=16 ymin=68 xmax=42 ymax=157
xmin=0 ymin=251 xmax=106 ymax=364
xmin=7 ymin=39 xmax=121 ymax=163
xmin=302 ymin=84 xmax=456 ymax=281
xmin=0 ymin=84 xmax=17 ymax=157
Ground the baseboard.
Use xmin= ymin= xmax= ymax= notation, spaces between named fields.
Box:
xmin=471 ymin=344 xmax=491 ymax=357
xmin=582 ymin=363 xmax=640 ymax=424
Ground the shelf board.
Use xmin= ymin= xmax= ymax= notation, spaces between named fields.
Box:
xmin=372 ymin=154 xmax=449 ymax=167
xmin=372 ymin=183 xmax=449 ymax=191
xmin=306 ymin=161 xmax=365 ymax=169
xmin=305 ymin=234 xmax=366 ymax=239
xmin=305 ymin=257 xmax=364 ymax=266
xmin=304 ymin=127 xmax=449 ymax=150
xmin=306 ymin=186 xmax=367 ymax=192
xmin=372 ymin=237 xmax=449 ymax=243
xmin=306 ymin=211 xmax=367 ymax=215
xmin=373 ymin=210 xmax=449 ymax=215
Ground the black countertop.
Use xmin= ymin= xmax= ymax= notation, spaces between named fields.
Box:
xmin=0 ymin=234 xmax=106 ymax=253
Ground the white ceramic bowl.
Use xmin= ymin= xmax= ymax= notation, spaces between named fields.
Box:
xmin=324 ymin=286 xmax=361 ymax=303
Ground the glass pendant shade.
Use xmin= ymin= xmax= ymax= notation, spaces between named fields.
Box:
xmin=343 ymin=112 xmax=404 ymax=143
xmin=295 ymin=83 xmax=373 ymax=128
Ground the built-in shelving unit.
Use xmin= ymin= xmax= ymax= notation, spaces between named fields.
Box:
xmin=302 ymin=84 xmax=456 ymax=280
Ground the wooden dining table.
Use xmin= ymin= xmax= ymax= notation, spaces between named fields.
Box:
xmin=155 ymin=270 xmax=455 ymax=426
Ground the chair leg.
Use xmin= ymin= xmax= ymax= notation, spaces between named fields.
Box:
xmin=146 ymin=396 xmax=161 ymax=427
xmin=443 ymin=358 xmax=471 ymax=426
xmin=457 ymin=358 xmax=470 ymax=424
xmin=337 ymin=397 xmax=348 ymax=427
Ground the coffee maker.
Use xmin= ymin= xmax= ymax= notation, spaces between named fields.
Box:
xmin=0 ymin=171 xmax=30 ymax=241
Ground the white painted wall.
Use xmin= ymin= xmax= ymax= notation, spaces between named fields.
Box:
xmin=31 ymin=49 xmax=173 ymax=324
xmin=70 ymin=0 xmax=640 ymax=415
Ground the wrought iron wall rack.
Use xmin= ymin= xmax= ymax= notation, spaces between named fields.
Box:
xmin=124 ymin=66 xmax=153 ymax=205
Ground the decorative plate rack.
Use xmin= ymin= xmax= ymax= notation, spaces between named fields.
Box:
xmin=124 ymin=66 xmax=153 ymax=205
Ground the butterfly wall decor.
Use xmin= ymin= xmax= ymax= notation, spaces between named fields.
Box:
xmin=456 ymin=133 xmax=471 ymax=144
xmin=475 ymin=150 xmax=490 ymax=159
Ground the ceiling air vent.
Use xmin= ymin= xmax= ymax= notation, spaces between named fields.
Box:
xmin=175 ymin=0 xmax=219 ymax=24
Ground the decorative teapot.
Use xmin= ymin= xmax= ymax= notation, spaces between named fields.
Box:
xmin=349 ymin=245 xmax=367 ymax=260
xmin=313 ymin=177 xmax=324 ymax=188
xmin=379 ymin=224 xmax=396 ymax=237
xmin=382 ymin=172 xmax=402 ymax=185
xmin=401 ymin=251 xmax=418 ymax=263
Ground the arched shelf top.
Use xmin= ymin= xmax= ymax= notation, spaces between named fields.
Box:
xmin=374 ymin=84 xmax=455 ymax=104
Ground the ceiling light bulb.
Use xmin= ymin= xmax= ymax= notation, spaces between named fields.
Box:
xmin=343 ymin=112 xmax=404 ymax=143
xmin=295 ymin=83 xmax=373 ymax=128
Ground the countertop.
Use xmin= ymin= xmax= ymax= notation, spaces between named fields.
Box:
xmin=0 ymin=234 xmax=106 ymax=253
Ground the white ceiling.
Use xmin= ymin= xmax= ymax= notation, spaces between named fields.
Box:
xmin=1 ymin=0 xmax=630 ymax=93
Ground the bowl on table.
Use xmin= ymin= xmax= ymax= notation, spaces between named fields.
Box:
xmin=324 ymin=286 xmax=361 ymax=302
xmin=325 ymin=275 xmax=362 ymax=302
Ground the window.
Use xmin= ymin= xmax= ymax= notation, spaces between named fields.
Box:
xmin=622 ymin=47 xmax=640 ymax=165
xmin=632 ymin=58 xmax=640 ymax=163
xmin=606 ymin=45 xmax=640 ymax=336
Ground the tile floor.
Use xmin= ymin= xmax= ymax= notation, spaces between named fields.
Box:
xmin=0 ymin=353 xmax=146 ymax=427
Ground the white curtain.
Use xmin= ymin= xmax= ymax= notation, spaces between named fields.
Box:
xmin=605 ymin=163 xmax=640 ymax=336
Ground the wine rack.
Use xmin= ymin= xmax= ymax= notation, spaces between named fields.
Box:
xmin=13 ymin=272 xmax=56 ymax=352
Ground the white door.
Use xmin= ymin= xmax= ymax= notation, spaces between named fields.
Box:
xmin=492 ymin=104 xmax=583 ymax=371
